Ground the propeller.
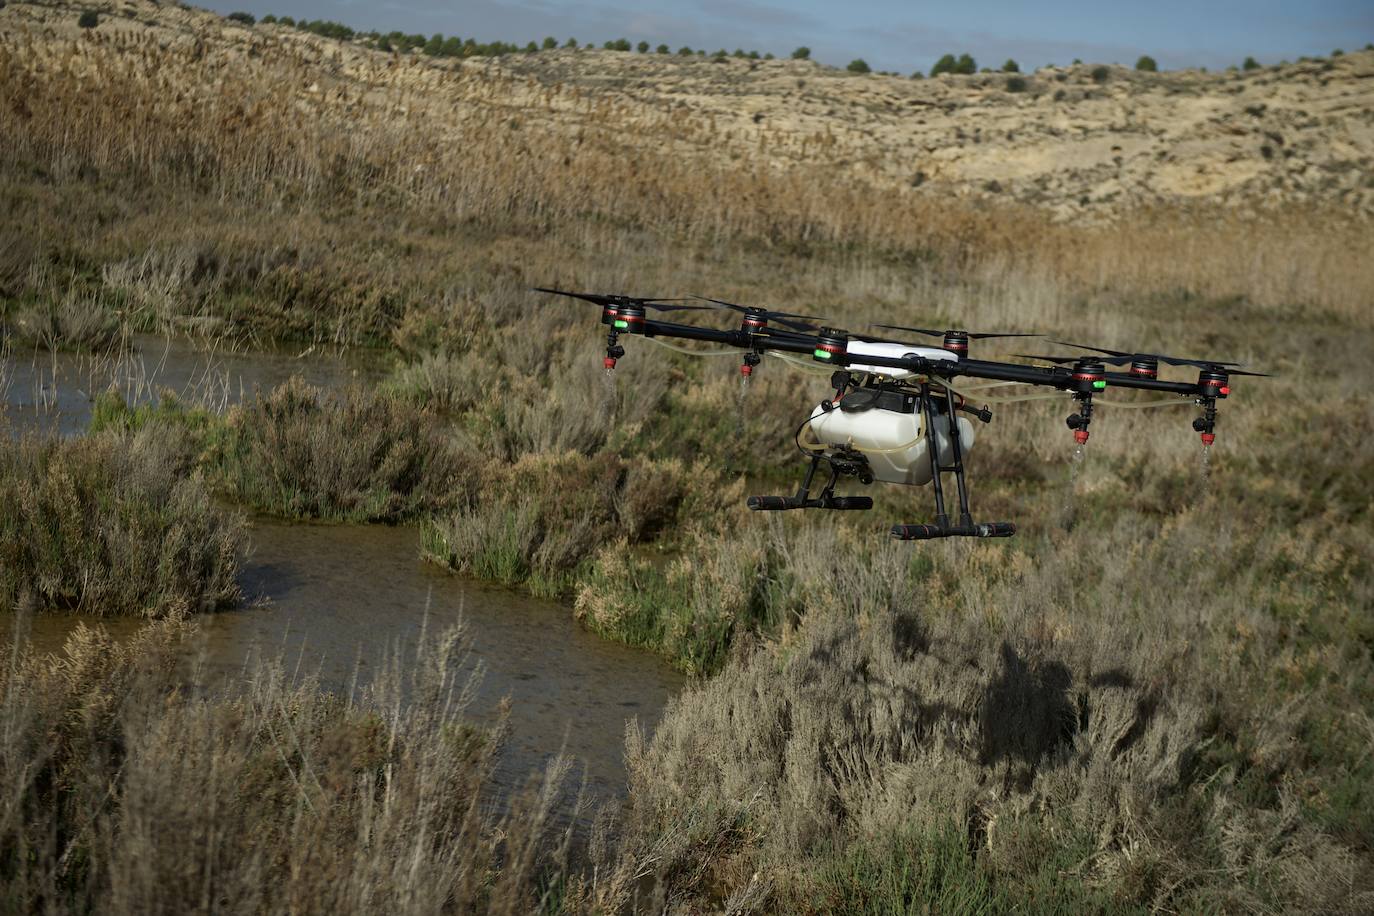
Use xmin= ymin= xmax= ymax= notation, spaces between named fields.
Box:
xmin=534 ymin=287 xmax=716 ymax=313
xmin=1050 ymin=339 xmax=1243 ymax=368
xmin=1013 ymin=353 xmax=1097 ymax=365
xmin=692 ymin=296 xmax=824 ymax=333
xmin=877 ymin=324 xmax=1038 ymax=341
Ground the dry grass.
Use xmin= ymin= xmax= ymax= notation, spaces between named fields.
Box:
xmin=0 ymin=426 xmax=244 ymax=617
xmin=609 ymin=510 xmax=1374 ymax=912
xmin=1 ymin=4 xmax=1372 ymax=911
xmin=0 ymin=617 xmax=582 ymax=914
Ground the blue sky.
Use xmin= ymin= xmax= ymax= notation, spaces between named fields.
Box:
xmin=211 ymin=1 xmax=1374 ymax=72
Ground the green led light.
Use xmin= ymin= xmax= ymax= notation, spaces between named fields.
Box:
xmin=813 ymin=349 xmax=833 ymax=360
xmin=613 ymin=319 xmax=629 ymax=329
xmin=1093 ymin=380 xmax=1107 ymax=389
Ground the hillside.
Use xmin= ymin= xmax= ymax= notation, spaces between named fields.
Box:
xmin=3 ymin=0 xmax=1372 ymax=222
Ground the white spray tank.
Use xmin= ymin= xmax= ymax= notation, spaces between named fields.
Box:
xmin=805 ymin=341 xmax=976 ymax=487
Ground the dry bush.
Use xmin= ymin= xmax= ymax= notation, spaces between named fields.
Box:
xmin=220 ymin=378 xmax=468 ymax=521
xmin=609 ymin=512 xmax=1373 ymax=912
xmin=422 ymin=451 xmax=727 ymax=598
xmin=0 ymin=426 xmax=244 ymax=617
xmin=0 ymin=618 xmax=580 ymax=914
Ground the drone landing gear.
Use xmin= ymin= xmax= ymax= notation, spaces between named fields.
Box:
xmin=748 ymin=449 xmax=874 ymax=511
xmin=891 ymin=384 xmax=1016 ymax=541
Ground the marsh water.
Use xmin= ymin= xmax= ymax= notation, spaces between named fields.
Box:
xmin=1 ymin=336 xmax=684 ymax=800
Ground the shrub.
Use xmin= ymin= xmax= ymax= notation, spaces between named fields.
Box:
xmin=226 ymin=11 xmax=255 ymax=25
xmin=278 ymin=15 xmax=294 ymax=26
xmin=260 ymin=14 xmax=277 ymax=24
xmin=847 ymin=58 xmax=871 ymax=74
xmin=0 ymin=621 xmax=576 ymax=913
xmin=656 ymin=43 xmax=668 ymax=54
xmin=677 ymin=46 xmax=693 ymax=56
xmin=564 ymin=36 xmax=576 ymax=48
xmin=0 ymin=429 xmax=244 ymax=618
xmin=1332 ymin=48 xmax=1344 ymax=57
xmin=604 ymin=38 xmax=631 ymax=51
xmin=77 ymin=10 xmax=98 ymax=28
xmin=1136 ymin=54 xmax=1159 ymax=71
xmin=636 ymin=40 xmax=649 ymax=53
xmin=956 ymin=53 xmax=976 ymax=74
xmin=1002 ymin=58 xmax=1020 ymax=72
xmin=910 ymin=69 xmax=924 ymax=79
xmin=1006 ymin=75 xmax=1028 ymax=92
xmin=791 ymin=46 xmax=810 ymax=60
xmin=1091 ymin=64 xmax=1111 ymax=82
xmin=219 ymin=379 xmax=467 ymax=522
xmin=541 ymin=36 xmax=556 ymax=49
xmin=932 ymin=53 xmax=956 ymax=75
xmin=1243 ymin=55 xmax=1260 ymax=69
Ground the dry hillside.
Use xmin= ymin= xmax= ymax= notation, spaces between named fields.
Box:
xmin=3 ymin=0 xmax=1372 ymax=222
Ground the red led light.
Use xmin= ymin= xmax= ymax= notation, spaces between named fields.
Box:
xmin=1219 ymin=385 xmax=1231 ymax=395
xmin=1073 ymin=430 xmax=1090 ymax=445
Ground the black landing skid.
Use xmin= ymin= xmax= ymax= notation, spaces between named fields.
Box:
xmin=891 ymin=383 xmax=1015 ymax=540
xmin=747 ymin=447 xmax=874 ymax=511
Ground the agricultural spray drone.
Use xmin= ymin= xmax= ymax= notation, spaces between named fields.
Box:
xmin=536 ymin=288 xmax=1266 ymax=541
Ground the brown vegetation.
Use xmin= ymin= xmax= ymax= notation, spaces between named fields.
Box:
xmin=0 ymin=426 xmax=244 ymax=617
xmin=1 ymin=0 xmax=1371 ymax=910
xmin=0 ymin=619 xmax=581 ymax=913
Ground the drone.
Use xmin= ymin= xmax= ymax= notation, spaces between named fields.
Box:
xmin=535 ymin=288 xmax=1267 ymax=541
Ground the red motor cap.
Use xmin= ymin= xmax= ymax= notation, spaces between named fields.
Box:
xmin=1073 ymin=429 xmax=1090 ymax=445
xmin=741 ymin=363 xmax=754 ymax=377
xmin=1201 ymin=432 xmax=1216 ymax=446
xmin=604 ymin=356 xmax=617 ymax=370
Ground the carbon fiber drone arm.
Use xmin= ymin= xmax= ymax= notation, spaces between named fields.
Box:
xmin=638 ymin=317 xmax=1208 ymax=397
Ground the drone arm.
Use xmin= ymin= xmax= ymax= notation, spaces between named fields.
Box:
xmin=1101 ymin=372 xmax=1200 ymax=395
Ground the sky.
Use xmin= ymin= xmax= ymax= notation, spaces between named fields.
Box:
xmin=210 ymin=1 xmax=1374 ymax=73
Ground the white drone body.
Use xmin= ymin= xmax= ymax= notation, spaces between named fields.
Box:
xmin=807 ymin=341 xmax=976 ymax=487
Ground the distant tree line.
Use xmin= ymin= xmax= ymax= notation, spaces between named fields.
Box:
xmin=235 ymin=14 xmax=1371 ymax=73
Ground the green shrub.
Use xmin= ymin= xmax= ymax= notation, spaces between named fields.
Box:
xmin=77 ymin=10 xmax=98 ymax=28
xmin=1002 ymin=58 xmax=1020 ymax=72
xmin=956 ymin=53 xmax=976 ymax=73
xmin=847 ymin=58 xmax=870 ymax=74
xmin=1005 ymin=75 xmax=1028 ymax=92
xmin=219 ymin=379 xmax=467 ymax=522
xmin=1136 ymin=54 xmax=1159 ymax=71
xmin=604 ymin=38 xmax=631 ymax=51
xmin=226 ymin=11 xmax=255 ymax=26
xmin=279 ymin=15 xmax=295 ymax=27
xmin=636 ymin=40 xmax=649 ymax=53
xmin=677 ymin=46 xmax=693 ymax=56
xmin=0 ymin=430 xmax=244 ymax=618
xmin=791 ymin=46 xmax=810 ymax=60
xmin=656 ymin=43 xmax=668 ymax=54
xmin=1091 ymin=64 xmax=1111 ymax=82
xmin=1243 ymin=55 xmax=1261 ymax=69
xmin=932 ymin=53 xmax=956 ymax=75
xmin=910 ymin=69 xmax=924 ymax=79
xmin=541 ymin=36 xmax=556 ymax=49
xmin=260 ymin=14 xmax=277 ymax=24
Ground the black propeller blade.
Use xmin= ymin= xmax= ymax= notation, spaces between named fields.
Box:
xmin=692 ymin=296 xmax=824 ymax=332
xmin=1050 ymin=340 xmax=1245 ymax=369
xmin=1014 ymin=353 xmax=1092 ymax=365
xmin=878 ymin=324 xmax=1038 ymax=340
xmin=534 ymin=287 xmax=716 ymax=313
